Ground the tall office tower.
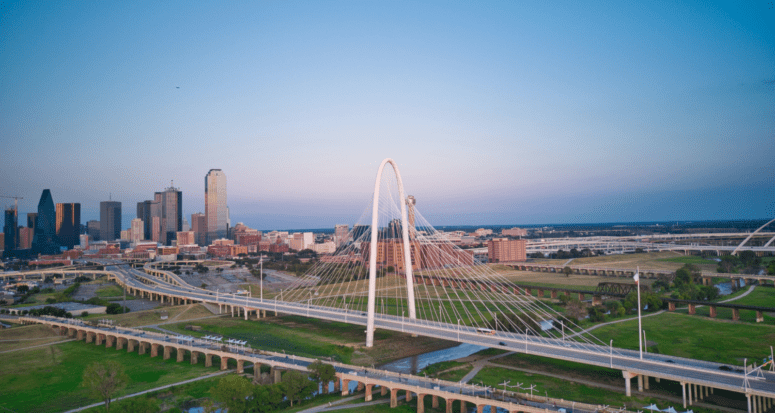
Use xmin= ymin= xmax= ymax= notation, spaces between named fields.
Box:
xmin=86 ymin=220 xmax=100 ymax=241
xmin=182 ymin=218 xmax=190 ymax=232
xmin=334 ymin=224 xmax=349 ymax=246
xmin=3 ymin=208 xmax=17 ymax=252
xmin=130 ymin=218 xmax=143 ymax=243
xmin=80 ymin=234 xmax=89 ymax=249
xmin=55 ymin=203 xmax=81 ymax=250
xmin=154 ymin=185 xmax=182 ymax=245
xmin=19 ymin=227 xmax=34 ymax=249
xmin=137 ymin=200 xmax=161 ymax=241
xmin=191 ymin=213 xmax=206 ymax=246
xmin=32 ymin=189 xmax=59 ymax=254
xmin=205 ymin=169 xmax=227 ymax=244
xmin=27 ymin=213 xmax=37 ymax=232
xmin=100 ymin=201 xmax=122 ymax=242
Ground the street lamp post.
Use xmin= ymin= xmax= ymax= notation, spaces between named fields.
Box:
xmin=610 ymin=339 xmax=613 ymax=368
xmin=260 ymin=257 xmax=263 ymax=302
xmin=402 ymin=311 xmax=405 ymax=332
xmin=457 ymin=319 xmax=461 ymax=341
xmin=635 ymin=267 xmax=643 ymax=360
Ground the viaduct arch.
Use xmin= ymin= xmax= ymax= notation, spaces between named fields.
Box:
xmin=366 ymin=158 xmax=416 ymax=347
xmin=732 ymin=217 xmax=775 ymax=255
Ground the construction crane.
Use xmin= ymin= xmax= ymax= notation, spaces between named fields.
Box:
xmin=0 ymin=195 xmax=23 ymax=213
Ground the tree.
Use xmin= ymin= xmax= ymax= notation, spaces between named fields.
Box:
xmin=307 ymin=360 xmax=336 ymax=394
xmin=282 ymin=370 xmax=315 ymax=406
xmin=249 ymin=383 xmax=284 ymax=412
xmin=562 ymin=266 xmax=573 ymax=277
xmin=113 ymin=397 xmax=160 ymax=413
xmin=16 ymin=285 xmax=29 ymax=294
xmin=82 ymin=361 xmax=129 ymax=412
xmin=210 ymin=375 xmax=252 ymax=413
xmin=565 ymin=298 xmax=586 ymax=321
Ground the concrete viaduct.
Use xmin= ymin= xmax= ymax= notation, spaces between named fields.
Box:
xmin=19 ymin=316 xmax=629 ymax=413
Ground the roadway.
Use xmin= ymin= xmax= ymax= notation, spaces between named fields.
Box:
xmin=103 ymin=262 xmax=775 ymax=402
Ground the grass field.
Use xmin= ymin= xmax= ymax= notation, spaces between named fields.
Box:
xmin=0 ymin=323 xmax=67 ymax=352
xmin=657 ymin=256 xmax=719 ymax=265
xmin=94 ymin=284 xmax=133 ymax=298
xmin=81 ymin=304 xmax=216 ymax=327
xmin=470 ymin=365 xmax=728 ymax=413
xmin=581 ymin=312 xmax=775 ymax=365
xmin=0 ymin=338 xmax=215 ymax=413
xmin=727 ymin=285 xmax=775 ymax=308
xmin=158 ymin=314 xmax=458 ymax=366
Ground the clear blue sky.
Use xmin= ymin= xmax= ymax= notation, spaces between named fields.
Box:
xmin=1 ymin=1 xmax=773 ymax=230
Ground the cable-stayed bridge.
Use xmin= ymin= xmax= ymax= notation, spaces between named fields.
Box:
xmin=11 ymin=158 xmax=775 ymax=411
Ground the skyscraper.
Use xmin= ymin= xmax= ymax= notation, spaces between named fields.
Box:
xmin=32 ymin=189 xmax=59 ymax=254
xmin=191 ymin=212 xmax=206 ymax=246
xmin=86 ymin=220 xmax=100 ymax=241
xmin=137 ymin=200 xmax=161 ymax=241
xmin=130 ymin=218 xmax=143 ymax=243
xmin=205 ymin=169 xmax=227 ymax=244
xmin=334 ymin=224 xmax=349 ymax=247
xmin=27 ymin=213 xmax=37 ymax=232
xmin=154 ymin=184 xmax=182 ymax=245
xmin=3 ymin=208 xmax=17 ymax=252
xmin=100 ymin=201 xmax=121 ymax=242
xmin=55 ymin=203 xmax=81 ymax=250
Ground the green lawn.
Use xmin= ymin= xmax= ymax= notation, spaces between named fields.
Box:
xmin=582 ymin=312 xmax=775 ymax=364
xmin=729 ymin=285 xmax=775 ymax=308
xmin=0 ymin=340 xmax=216 ymax=413
xmin=158 ymin=316 xmax=365 ymax=363
xmin=657 ymin=256 xmax=718 ymax=265
xmin=471 ymin=366 xmax=730 ymax=413
xmin=95 ymin=284 xmax=135 ymax=299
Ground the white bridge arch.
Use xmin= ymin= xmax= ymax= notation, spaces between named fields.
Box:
xmin=366 ymin=158 xmax=417 ymax=347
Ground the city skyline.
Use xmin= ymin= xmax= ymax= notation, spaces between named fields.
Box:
xmin=1 ymin=1 xmax=773 ymax=229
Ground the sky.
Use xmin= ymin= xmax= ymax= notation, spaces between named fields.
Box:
xmin=1 ymin=1 xmax=773 ymax=231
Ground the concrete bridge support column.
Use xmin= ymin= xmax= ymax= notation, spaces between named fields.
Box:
xmin=622 ymin=371 xmax=636 ymax=397
xmin=151 ymin=344 xmax=160 ymax=357
xmin=237 ymin=359 xmax=244 ymax=374
xmin=688 ymin=383 xmax=693 ymax=405
xmin=681 ymin=383 xmax=686 ymax=408
xmin=432 ymin=395 xmax=438 ymax=409
xmin=381 ymin=385 xmax=387 ymax=396
xmin=406 ymin=389 xmax=412 ymax=402
xmin=342 ymin=379 xmax=351 ymax=396
xmin=668 ymin=302 xmax=676 ymax=311
xmin=644 ymin=375 xmax=649 ymax=390
xmin=163 ymin=346 xmax=171 ymax=360
xmin=252 ymin=363 xmax=260 ymax=381
xmin=365 ymin=384 xmax=373 ymax=402
xmin=356 ymin=381 xmax=364 ymax=392
xmin=733 ymin=308 xmax=740 ymax=321
xmin=95 ymin=334 xmax=103 ymax=346
xmin=637 ymin=374 xmax=643 ymax=392
xmin=756 ymin=311 xmax=764 ymax=322
xmin=710 ymin=306 xmax=717 ymax=318
xmin=177 ymin=348 xmax=185 ymax=362
xmin=272 ymin=368 xmax=281 ymax=383
xmin=106 ymin=335 xmax=115 ymax=348
xmin=116 ymin=337 xmax=125 ymax=350
xmin=334 ymin=377 xmax=341 ymax=393
xmin=205 ymin=354 xmax=213 ymax=367
xmin=220 ymin=357 xmax=228 ymax=370
xmin=477 ymin=405 xmax=484 ymax=413
xmin=688 ymin=304 xmax=696 ymax=315
xmin=445 ymin=399 xmax=454 ymax=413
xmin=244 ymin=307 xmax=248 ymax=320
xmin=191 ymin=351 xmax=198 ymax=365
xmin=77 ymin=330 xmax=84 ymax=341
xmin=578 ymin=293 xmax=585 ymax=301
xmin=231 ymin=306 xmax=234 ymax=317
xmin=390 ymin=389 xmax=397 ymax=407
xmin=417 ymin=394 xmax=425 ymax=413
xmin=138 ymin=342 xmax=146 ymax=355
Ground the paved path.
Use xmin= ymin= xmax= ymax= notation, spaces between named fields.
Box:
xmin=294 ymin=395 xmax=365 ymax=413
xmin=0 ymin=338 xmax=75 ymax=354
xmin=62 ymin=370 xmax=234 ymax=413
xmin=460 ymin=351 xmax=515 ymax=383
